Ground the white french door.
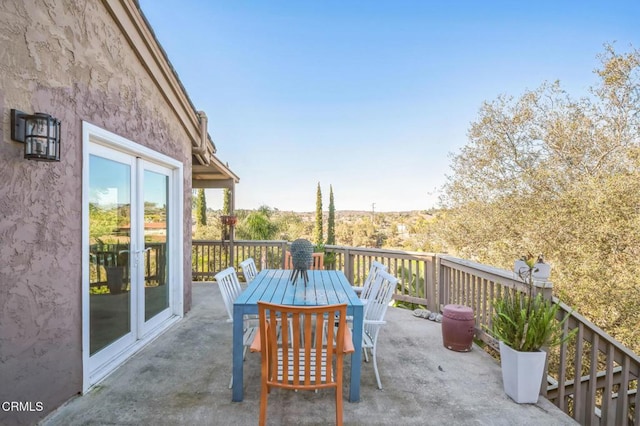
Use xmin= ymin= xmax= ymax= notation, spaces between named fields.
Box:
xmin=82 ymin=123 xmax=183 ymax=391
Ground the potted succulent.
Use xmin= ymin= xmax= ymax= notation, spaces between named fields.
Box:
xmin=491 ymin=253 xmax=575 ymax=403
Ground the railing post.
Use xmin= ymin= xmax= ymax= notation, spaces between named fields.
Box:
xmin=344 ymin=248 xmax=354 ymax=284
xmin=534 ymin=279 xmax=553 ymax=398
xmin=437 ymin=255 xmax=446 ymax=312
xmin=229 ymin=226 xmax=235 ymax=269
xmin=260 ymin=244 xmax=267 ymax=270
xmin=426 ymin=254 xmax=437 ymax=313
xmin=280 ymin=241 xmax=288 ymax=268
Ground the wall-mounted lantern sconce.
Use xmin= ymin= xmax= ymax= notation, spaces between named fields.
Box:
xmin=11 ymin=109 xmax=61 ymax=162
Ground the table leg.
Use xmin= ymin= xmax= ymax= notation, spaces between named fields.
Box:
xmin=349 ymin=304 xmax=363 ymax=402
xmin=232 ymin=305 xmax=244 ymax=402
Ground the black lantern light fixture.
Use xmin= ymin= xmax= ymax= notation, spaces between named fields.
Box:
xmin=11 ymin=109 xmax=61 ymax=162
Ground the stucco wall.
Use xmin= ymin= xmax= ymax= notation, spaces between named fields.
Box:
xmin=0 ymin=1 xmax=193 ymax=424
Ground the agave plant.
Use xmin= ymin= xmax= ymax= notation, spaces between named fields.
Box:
xmin=491 ymin=291 xmax=568 ymax=352
xmin=491 ymin=253 xmax=575 ymax=352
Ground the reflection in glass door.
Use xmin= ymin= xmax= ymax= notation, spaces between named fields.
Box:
xmin=83 ymin=122 xmax=183 ymax=391
xmin=88 ymin=154 xmax=134 ymax=356
xmin=87 ymin=154 xmax=174 ymax=360
xmin=142 ymin=166 xmax=170 ymax=324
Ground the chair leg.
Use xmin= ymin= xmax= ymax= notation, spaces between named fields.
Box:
xmin=372 ymin=344 xmax=382 ymax=390
xmin=363 ymin=346 xmax=369 ymax=363
xmin=259 ymin=383 xmax=269 ymax=426
xmin=228 ymin=374 xmax=233 ymax=389
xmin=335 ymin=386 xmax=343 ymax=426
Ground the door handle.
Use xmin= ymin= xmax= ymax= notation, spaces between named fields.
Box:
xmin=132 ymin=247 xmax=152 ymax=254
xmin=131 ymin=247 xmax=152 ymax=267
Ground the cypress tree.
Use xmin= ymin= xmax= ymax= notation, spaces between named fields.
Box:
xmin=326 ymin=185 xmax=335 ymax=246
xmin=314 ymin=182 xmax=323 ymax=247
xmin=196 ymin=188 xmax=207 ymax=225
xmin=222 ymin=188 xmax=231 ymax=215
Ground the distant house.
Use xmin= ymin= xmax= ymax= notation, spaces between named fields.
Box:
xmin=0 ymin=1 xmax=239 ymax=424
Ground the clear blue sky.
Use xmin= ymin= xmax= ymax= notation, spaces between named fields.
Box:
xmin=139 ymin=0 xmax=639 ymax=212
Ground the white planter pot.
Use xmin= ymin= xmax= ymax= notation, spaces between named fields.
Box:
xmin=513 ymin=260 xmax=529 ymax=277
xmin=532 ymin=262 xmax=551 ymax=281
xmin=499 ymin=341 xmax=547 ymax=403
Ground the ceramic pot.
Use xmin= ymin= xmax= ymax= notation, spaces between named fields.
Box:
xmin=499 ymin=341 xmax=547 ymax=403
xmin=106 ymin=266 xmax=125 ymax=294
xmin=532 ymin=262 xmax=551 ymax=281
xmin=514 ymin=260 xmax=529 ymax=277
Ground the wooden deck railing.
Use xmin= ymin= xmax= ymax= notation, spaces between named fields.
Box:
xmin=191 ymin=240 xmax=436 ymax=310
xmin=438 ymin=255 xmax=640 ymax=425
xmin=191 ymin=240 xmax=639 ymax=424
xmin=90 ymin=242 xmax=166 ymax=289
xmin=191 ymin=240 xmax=289 ymax=281
xmin=324 ymin=245 xmax=437 ymax=311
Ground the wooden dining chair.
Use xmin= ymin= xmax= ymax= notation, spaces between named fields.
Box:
xmin=311 ymin=252 xmax=324 ymax=270
xmin=250 ymin=301 xmax=354 ymax=426
xmin=214 ymin=267 xmax=258 ymax=388
xmin=283 ymin=251 xmax=293 ymax=269
xmin=358 ymin=269 xmax=398 ymax=389
xmin=352 ymin=260 xmax=388 ymax=297
xmin=239 ymin=257 xmax=258 ymax=284
xmin=284 ymin=251 xmax=324 ymax=270
xmin=346 ymin=260 xmax=388 ymax=327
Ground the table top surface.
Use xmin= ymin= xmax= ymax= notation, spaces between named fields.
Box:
xmin=235 ymin=269 xmax=363 ymax=309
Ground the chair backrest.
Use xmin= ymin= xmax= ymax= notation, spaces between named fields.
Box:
xmin=214 ymin=267 xmax=242 ymax=321
xmin=239 ymin=258 xmax=258 ymax=283
xmin=284 ymin=251 xmax=324 ymax=270
xmin=311 ymin=252 xmax=324 ymax=270
xmin=360 ymin=261 xmax=388 ymax=301
xmin=364 ymin=269 xmax=398 ymax=325
xmin=284 ymin=251 xmax=293 ymax=269
xmin=253 ymin=301 xmax=353 ymax=391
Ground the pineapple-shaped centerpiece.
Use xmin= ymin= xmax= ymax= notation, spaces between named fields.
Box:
xmin=289 ymin=238 xmax=314 ymax=285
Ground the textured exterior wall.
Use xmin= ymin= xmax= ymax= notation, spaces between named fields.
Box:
xmin=0 ymin=1 xmax=193 ymax=424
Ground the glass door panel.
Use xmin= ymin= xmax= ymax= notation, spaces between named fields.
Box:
xmin=88 ymin=154 xmax=133 ymax=355
xmin=84 ymin=124 xmax=182 ymax=391
xmin=143 ymin=168 xmax=170 ymax=322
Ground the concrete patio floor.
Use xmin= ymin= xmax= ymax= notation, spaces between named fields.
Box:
xmin=42 ymin=282 xmax=577 ymax=425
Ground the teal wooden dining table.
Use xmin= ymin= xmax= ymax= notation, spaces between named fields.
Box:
xmin=232 ymin=269 xmax=364 ymax=402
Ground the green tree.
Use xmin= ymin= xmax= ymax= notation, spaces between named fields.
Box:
xmin=314 ymin=182 xmax=323 ymax=247
xmin=88 ymin=203 xmax=119 ymax=242
xmin=236 ymin=206 xmax=278 ymax=240
xmin=195 ymin=189 xmax=207 ymax=226
xmin=274 ymin=211 xmax=309 ymax=241
xmin=436 ymin=44 xmax=640 ymax=353
xmin=351 ymin=217 xmax=381 ymax=248
xmin=324 ymin=185 xmax=337 ymax=267
xmin=335 ymin=219 xmax=354 ymax=246
xmin=223 ymin=188 xmax=231 ymax=215
xmin=326 ymin=185 xmax=335 ymax=246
